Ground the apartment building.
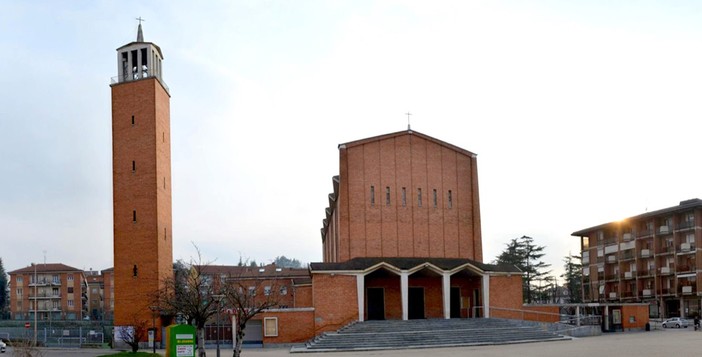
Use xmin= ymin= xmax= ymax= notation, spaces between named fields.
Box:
xmin=572 ymin=199 xmax=702 ymax=318
xmin=8 ymin=264 xmax=88 ymax=321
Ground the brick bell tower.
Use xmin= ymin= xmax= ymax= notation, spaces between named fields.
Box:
xmin=111 ymin=22 xmax=173 ymax=344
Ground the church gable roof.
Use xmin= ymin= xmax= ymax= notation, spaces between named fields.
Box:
xmin=339 ymin=129 xmax=476 ymax=158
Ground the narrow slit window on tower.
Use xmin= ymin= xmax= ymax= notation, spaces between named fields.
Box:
xmin=133 ymin=210 xmax=137 ymax=223
xmin=386 ymin=187 xmax=391 ymax=206
xmin=402 ymin=187 xmax=406 ymax=207
xmin=164 ymin=227 xmax=167 ymax=241
xmin=132 ymin=161 xmax=136 ymax=172
xmin=133 ymin=265 xmax=138 ymax=277
xmin=163 ymin=177 xmax=166 ymax=189
xmin=163 ymin=132 xmax=165 ymax=143
xmin=418 ymin=188 xmax=422 ymax=207
xmin=370 ymin=186 xmax=375 ymax=206
xmin=131 ymin=115 xmax=135 ymax=126
xmin=433 ymin=189 xmax=438 ymax=208
xmin=448 ymin=190 xmax=453 ymax=209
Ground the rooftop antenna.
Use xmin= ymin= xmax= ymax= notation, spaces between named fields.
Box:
xmin=406 ymin=112 xmax=412 ymax=130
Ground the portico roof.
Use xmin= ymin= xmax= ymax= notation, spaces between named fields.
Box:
xmin=310 ymin=257 xmax=520 ymax=274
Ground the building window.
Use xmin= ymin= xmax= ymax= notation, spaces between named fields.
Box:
xmin=16 ymin=288 xmax=22 ymax=296
xmin=67 ymin=275 xmax=73 ymax=282
xmin=52 ymin=275 xmax=59 ymax=284
xmin=402 ymin=187 xmax=406 ymax=207
xmin=133 ymin=265 xmax=138 ymax=277
xmin=433 ymin=189 xmax=438 ymax=208
xmin=68 ymin=300 xmax=74 ymax=308
xmin=132 ymin=161 xmax=136 ymax=172
xmin=417 ymin=188 xmax=422 ymax=207
xmin=264 ymin=286 xmax=272 ymax=296
xmin=448 ymin=190 xmax=452 ymax=208
xmin=370 ymin=186 xmax=375 ymax=206
xmin=68 ymin=287 xmax=74 ymax=293
xmin=264 ymin=317 xmax=278 ymax=337
xmin=133 ymin=210 xmax=137 ymax=223
xmin=386 ymin=187 xmax=391 ymax=206
xmin=131 ymin=115 xmax=135 ymax=126
xmin=248 ymin=286 xmax=256 ymax=296
xmin=16 ymin=277 xmax=22 ymax=284
xmin=280 ymin=286 xmax=288 ymax=295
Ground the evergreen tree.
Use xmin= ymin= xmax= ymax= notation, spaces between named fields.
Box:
xmin=0 ymin=258 xmax=7 ymax=317
xmin=273 ymin=256 xmax=302 ymax=268
xmin=561 ymin=254 xmax=583 ymax=303
xmin=494 ymin=235 xmax=551 ymax=303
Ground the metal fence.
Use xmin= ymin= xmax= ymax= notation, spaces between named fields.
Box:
xmin=0 ymin=322 xmax=112 ymax=348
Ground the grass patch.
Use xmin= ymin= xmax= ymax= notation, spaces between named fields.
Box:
xmin=97 ymin=352 xmax=161 ymax=357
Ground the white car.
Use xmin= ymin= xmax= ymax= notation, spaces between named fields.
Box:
xmin=0 ymin=339 xmax=5 ymax=353
xmin=662 ymin=317 xmax=689 ymax=328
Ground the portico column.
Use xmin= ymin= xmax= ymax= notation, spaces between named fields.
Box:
xmin=443 ymin=272 xmax=451 ymax=319
xmin=401 ymin=271 xmax=409 ymax=320
xmin=356 ymin=273 xmax=365 ymax=322
xmin=482 ymin=274 xmax=490 ymax=318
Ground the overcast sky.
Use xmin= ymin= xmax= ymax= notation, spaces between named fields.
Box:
xmin=3 ymin=1 xmax=702 ymax=281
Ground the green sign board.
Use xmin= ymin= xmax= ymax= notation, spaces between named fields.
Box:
xmin=166 ymin=324 xmax=196 ymax=357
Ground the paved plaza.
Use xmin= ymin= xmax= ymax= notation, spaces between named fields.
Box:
xmin=13 ymin=328 xmax=702 ymax=357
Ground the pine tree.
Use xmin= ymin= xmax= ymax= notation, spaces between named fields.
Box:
xmin=561 ymin=254 xmax=582 ymax=303
xmin=494 ymin=236 xmax=551 ymax=303
xmin=0 ymin=258 xmax=8 ymax=317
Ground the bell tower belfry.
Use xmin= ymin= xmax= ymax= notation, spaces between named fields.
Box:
xmin=110 ymin=22 xmax=173 ymax=345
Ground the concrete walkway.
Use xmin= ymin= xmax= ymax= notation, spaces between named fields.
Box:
xmin=18 ymin=328 xmax=702 ymax=356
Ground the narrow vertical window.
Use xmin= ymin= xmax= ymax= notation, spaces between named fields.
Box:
xmin=433 ymin=189 xmax=438 ymax=208
xmin=163 ymin=132 xmax=165 ymax=143
xmin=386 ymin=187 xmax=391 ymax=206
xmin=131 ymin=115 xmax=135 ymax=126
xmin=164 ymin=227 xmax=167 ymax=241
xmin=370 ymin=186 xmax=375 ymax=206
xmin=132 ymin=161 xmax=136 ymax=172
xmin=417 ymin=188 xmax=422 ymax=207
xmin=402 ymin=187 xmax=406 ymax=207
xmin=163 ymin=177 xmax=166 ymax=189
xmin=133 ymin=265 xmax=138 ymax=277
xmin=133 ymin=210 xmax=137 ymax=223
xmin=448 ymin=190 xmax=453 ymax=209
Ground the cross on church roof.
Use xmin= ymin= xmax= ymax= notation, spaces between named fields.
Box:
xmin=406 ymin=112 xmax=412 ymax=130
xmin=136 ymin=17 xmax=145 ymax=25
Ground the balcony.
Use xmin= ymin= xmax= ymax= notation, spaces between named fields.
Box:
xmin=624 ymin=271 xmax=635 ymax=279
xmin=638 ymin=269 xmax=651 ymax=277
xmin=676 ymin=221 xmax=695 ymax=231
xmin=623 ymin=233 xmax=633 ymax=241
xmin=637 ymin=229 xmax=653 ymax=238
xmin=658 ymin=246 xmax=675 ymax=255
xmin=642 ymin=289 xmax=652 ymax=297
xmin=608 ymin=292 xmax=618 ymax=299
xmin=660 ymin=266 xmax=673 ymax=275
xmin=605 ymin=274 xmax=619 ymax=281
xmin=659 ymin=288 xmax=673 ymax=295
xmin=681 ymin=285 xmax=697 ymax=295
xmin=640 ymin=249 xmax=651 ymax=258
xmin=29 ymin=293 xmax=61 ymax=299
xmin=606 ymin=255 xmax=617 ymax=264
xmin=658 ymin=226 xmax=671 ymax=235
xmin=678 ymin=243 xmax=695 ymax=253
xmin=677 ymin=265 xmax=696 ymax=273
xmin=621 ymin=251 xmax=635 ymax=261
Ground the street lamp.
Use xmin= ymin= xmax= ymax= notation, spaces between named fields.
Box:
xmin=31 ymin=263 xmax=37 ymax=347
xmin=149 ymin=305 xmax=159 ymax=354
xmin=212 ymin=294 xmax=224 ymax=357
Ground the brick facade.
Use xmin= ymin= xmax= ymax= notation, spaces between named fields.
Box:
xmin=323 ymin=131 xmax=482 ymax=263
xmin=8 ymin=264 xmax=86 ymax=321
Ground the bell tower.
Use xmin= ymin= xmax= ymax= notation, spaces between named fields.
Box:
xmin=110 ymin=22 xmax=173 ymax=345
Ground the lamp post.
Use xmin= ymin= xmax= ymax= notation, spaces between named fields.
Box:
xmin=212 ymin=294 xmax=224 ymax=357
xmin=31 ymin=263 xmax=37 ymax=346
xmin=149 ymin=305 xmax=159 ymax=354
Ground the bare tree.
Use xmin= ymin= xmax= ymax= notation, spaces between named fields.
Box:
xmin=156 ymin=248 xmax=219 ymax=357
xmin=222 ymin=271 xmax=282 ymax=357
xmin=116 ymin=313 xmax=149 ymax=353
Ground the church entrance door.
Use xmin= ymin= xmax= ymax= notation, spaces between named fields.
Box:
xmin=367 ymin=288 xmax=385 ymax=320
xmin=450 ymin=287 xmax=461 ymax=318
xmin=408 ymin=287 xmax=425 ymax=319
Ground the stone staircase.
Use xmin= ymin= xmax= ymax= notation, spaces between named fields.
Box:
xmin=291 ymin=318 xmax=570 ymax=352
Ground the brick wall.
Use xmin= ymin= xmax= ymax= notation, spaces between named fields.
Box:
xmin=488 ymin=275 xmax=523 ymax=317
xmin=294 ymin=285 xmax=313 ymax=307
xmin=259 ymin=309 xmax=315 ymax=344
xmin=327 ymin=131 xmax=482 ymax=263
xmin=312 ymin=274 xmax=358 ymax=334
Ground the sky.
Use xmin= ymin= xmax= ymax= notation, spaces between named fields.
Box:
xmin=3 ymin=1 xmax=702 ymax=282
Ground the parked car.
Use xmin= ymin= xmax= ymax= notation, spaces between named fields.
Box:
xmin=662 ymin=317 xmax=689 ymax=328
xmin=0 ymin=339 xmax=5 ymax=353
